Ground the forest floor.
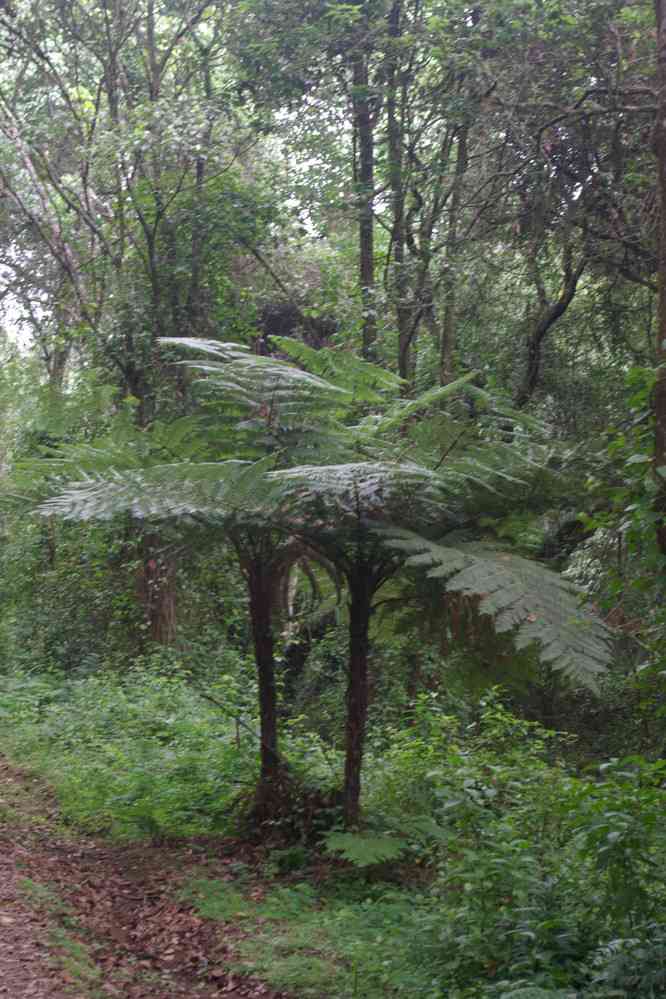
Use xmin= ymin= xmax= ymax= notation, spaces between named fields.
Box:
xmin=0 ymin=757 xmax=290 ymax=999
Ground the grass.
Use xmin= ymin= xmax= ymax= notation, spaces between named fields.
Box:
xmin=0 ymin=767 xmax=59 ymax=832
xmin=181 ymin=874 xmax=439 ymax=999
xmin=18 ymin=879 xmax=104 ymax=998
xmin=0 ymin=800 xmax=21 ymax=824
xmin=48 ymin=925 xmax=104 ymax=996
xmin=19 ymin=878 xmax=74 ymax=921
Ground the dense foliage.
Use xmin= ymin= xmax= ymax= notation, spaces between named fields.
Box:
xmin=0 ymin=0 xmax=666 ymax=995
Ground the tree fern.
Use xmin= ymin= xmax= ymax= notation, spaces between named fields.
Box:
xmin=161 ymin=337 xmax=350 ymax=411
xmin=271 ymin=461 xmax=461 ymax=527
xmin=32 ymin=337 xmax=611 ymax=825
xmin=38 ymin=457 xmax=281 ymax=523
xmin=380 ymin=527 xmax=611 ymax=688
xmin=269 ymin=335 xmax=403 ymax=402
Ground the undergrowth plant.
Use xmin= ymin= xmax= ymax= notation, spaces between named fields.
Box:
xmin=0 ymin=653 xmax=346 ymax=842
xmin=3 ymin=663 xmax=666 ymax=995
xmin=1 ymin=660 xmax=260 ymax=839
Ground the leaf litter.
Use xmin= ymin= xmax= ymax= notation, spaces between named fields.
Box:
xmin=0 ymin=757 xmax=291 ymax=999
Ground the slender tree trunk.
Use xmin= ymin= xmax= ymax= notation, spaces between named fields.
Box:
xmin=386 ymin=0 xmax=412 ymax=381
xmin=247 ymin=560 xmax=281 ymax=784
xmin=343 ymin=574 xmax=373 ymax=828
xmin=513 ymin=248 xmax=586 ymax=409
xmin=44 ymin=302 xmax=73 ymax=391
xmin=42 ymin=517 xmax=57 ymax=569
xmin=440 ymin=125 xmax=468 ymax=385
xmin=654 ymin=0 xmax=666 ymax=557
xmin=145 ymin=0 xmax=161 ymax=101
xmin=352 ymin=40 xmax=376 ymax=360
xmin=137 ymin=532 xmax=177 ymax=645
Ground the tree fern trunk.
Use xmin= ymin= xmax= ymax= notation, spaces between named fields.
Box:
xmin=343 ymin=576 xmax=373 ymax=828
xmin=247 ymin=560 xmax=281 ymax=785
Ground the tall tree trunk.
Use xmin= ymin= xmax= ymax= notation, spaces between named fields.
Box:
xmin=137 ymin=532 xmax=177 ymax=645
xmin=386 ymin=0 xmax=412 ymax=381
xmin=513 ymin=247 xmax=586 ymax=409
xmin=654 ymin=0 xmax=666 ymax=557
xmin=352 ymin=37 xmax=376 ymax=360
xmin=247 ymin=559 xmax=281 ymax=785
xmin=43 ymin=301 xmax=73 ymax=392
xmin=440 ymin=125 xmax=469 ymax=385
xmin=343 ymin=574 xmax=373 ymax=828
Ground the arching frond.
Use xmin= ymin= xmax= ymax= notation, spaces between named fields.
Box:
xmin=159 ymin=337 xmax=350 ymax=414
xmin=270 ymin=461 xmax=461 ymax=526
xmin=38 ymin=458 xmax=281 ymax=524
xmin=269 ymin=336 xmax=403 ymax=402
xmin=361 ymin=372 xmax=480 ymax=435
xmin=380 ymin=527 xmax=612 ymax=688
xmin=159 ymin=338 xmax=252 ymax=361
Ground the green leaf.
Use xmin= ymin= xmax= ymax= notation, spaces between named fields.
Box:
xmin=37 ymin=457 xmax=281 ymax=523
xmin=380 ymin=528 xmax=612 ymax=688
xmin=499 ymin=990 xmax=576 ymax=999
xmin=323 ymin=832 xmax=408 ymax=867
xmin=269 ymin=336 xmax=402 ymax=402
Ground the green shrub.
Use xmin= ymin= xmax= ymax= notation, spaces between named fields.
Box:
xmin=357 ymin=691 xmax=666 ymax=996
xmin=0 ymin=663 xmax=259 ymax=838
xmin=0 ymin=654 xmax=345 ymax=841
xmin=587 ymin=923 xmax=666 ymax=996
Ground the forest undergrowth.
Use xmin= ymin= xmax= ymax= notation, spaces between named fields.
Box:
xmin=2 ymin=657 xmax=666 ymax=999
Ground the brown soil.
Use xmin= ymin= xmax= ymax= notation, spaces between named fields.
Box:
xmin=0 ymin=758 xmax=288 ymax=999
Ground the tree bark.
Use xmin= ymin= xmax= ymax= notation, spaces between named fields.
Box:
xmin=513 ymin=249 xmax=586 ymax=409
xmin=440 ymin=125 xmax=469 ymax=385
xmin=247 ymin=559 xmax=281 ymax=785
xmin=352 ymin=35 xmax=376 ymax=360
xmin=136 ymin=532 xmax=177 ymax=645
xmin=654 ymin=0 xmax=666 ymax=557
xmin=386 ymin=0 xmax=412 ymax=381
xmin=343 ymin=573 xmax=373 ymax=828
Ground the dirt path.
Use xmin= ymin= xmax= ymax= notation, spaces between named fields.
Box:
xmin=0 ymin=759 xmax=287 ymax=999
xmin=0 ymin=764 xmax=81 ymax=997
xmin=0 ymin=843 xmax=76 ymax=998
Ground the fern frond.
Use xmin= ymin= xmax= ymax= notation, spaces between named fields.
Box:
xmin=380 ymin=528 xmax=612 ymax=688
xmin=38 ymin=457 xmax=281 ymax=524
xmin=160 ymin=338 xmax=350 ymax=412
xmin=269 ymin=336 xmax=403 ymax=402
xmin=363 ymin=372 xmax=480 ymax=435
xmin=270 ymin=462 xmax=461 ymax=526
xmin=324 ymin=831 xmax=408 ymax=867
xmin=463 ymin=384 xmax=549 ymax=433
xmin=159 ymin=338 xmax=251 ymax=361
